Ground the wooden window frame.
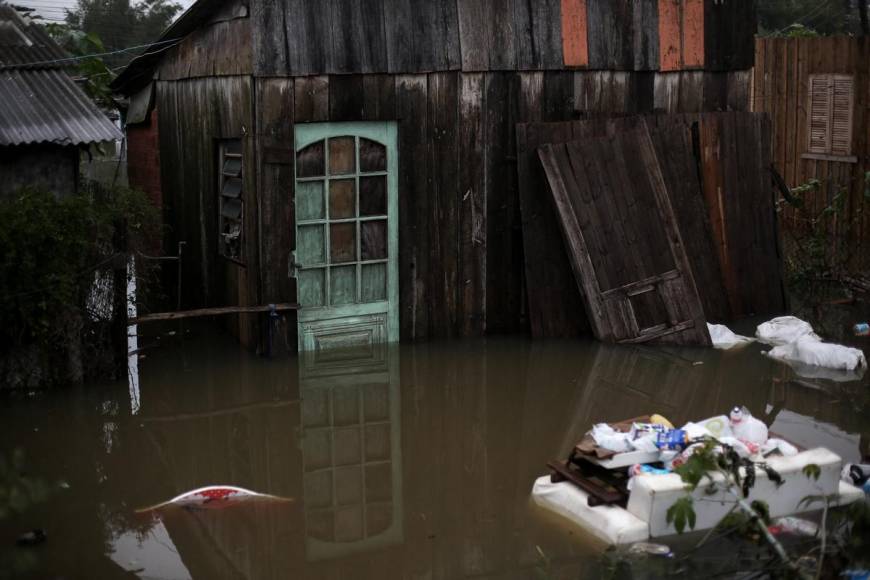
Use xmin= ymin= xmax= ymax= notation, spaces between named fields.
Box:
xmin=218 ymin=139 xmax=245 ymax=264
xmin=803 ymin=73 xmax=856 ymax=163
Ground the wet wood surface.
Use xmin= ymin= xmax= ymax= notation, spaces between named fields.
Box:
xmin=517 ymin=112 xmax=781 ymax=336
xmin=246 ymin=0 xmax=754 ymax=76
xmin=537 ymin=124 xmax=711 ymax=345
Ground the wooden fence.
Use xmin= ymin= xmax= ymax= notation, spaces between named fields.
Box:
xmin=751 ymin=37 xmax=870 ymax=272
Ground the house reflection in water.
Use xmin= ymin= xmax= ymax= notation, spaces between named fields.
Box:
xmin=299 ymin=344 xmax=403 ymax=559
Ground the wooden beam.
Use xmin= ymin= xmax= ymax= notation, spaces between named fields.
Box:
xmin=129 ymin=303 xmax=299 ymax=325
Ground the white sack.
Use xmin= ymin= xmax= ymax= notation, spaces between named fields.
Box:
xmin=756 ymin=316 xmax=821 ymax=346
xmin=707 ymin=323 xmax=753 ymax=349
xmin=766 ymin=335 xmax=867 ymax=372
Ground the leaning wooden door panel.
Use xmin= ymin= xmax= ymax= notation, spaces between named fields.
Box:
xmin=537 ymin=125 xmax=710 ymax=346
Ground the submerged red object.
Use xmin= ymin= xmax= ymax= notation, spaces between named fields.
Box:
xmin=136 ymin=485 xmax=293 ymax=513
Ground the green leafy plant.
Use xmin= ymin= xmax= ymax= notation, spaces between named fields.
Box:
xmin=0 ymin=183 xmax=160 ymax=386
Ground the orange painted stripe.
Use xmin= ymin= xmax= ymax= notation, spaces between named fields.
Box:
xmin=561 ymin=0 xmax=588 ymax=67
xmin=658 ymin=0 xmax=682 ymax=72
xmin=683 ymin=0 xmax=705 ymax=68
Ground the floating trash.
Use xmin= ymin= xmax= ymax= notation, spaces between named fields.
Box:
xmin=136 ymin=485 xmax=293 ymax=513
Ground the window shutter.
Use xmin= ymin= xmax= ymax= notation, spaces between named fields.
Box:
xmin=808 ymin=75 xmax=831 ymax=154
xmin=830 ymin=75 xmax=854 ymax=157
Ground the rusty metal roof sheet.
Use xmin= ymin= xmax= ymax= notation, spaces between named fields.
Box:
xmin=0 ymin=68 xmax=122 ymax=145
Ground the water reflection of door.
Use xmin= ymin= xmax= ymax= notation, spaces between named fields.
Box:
xmin=293 ymin=122 xmax=399 ymax=353
xmin=300 ymin=345 xmax=403 ymax=560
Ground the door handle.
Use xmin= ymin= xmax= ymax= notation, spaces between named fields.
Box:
xmin=289 ymin=251 xmax=303 ymax=278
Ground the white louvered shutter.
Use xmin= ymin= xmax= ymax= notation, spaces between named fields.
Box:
xmin=830 ymin=75 xmax=854 ymax=157
xmin=808 ymin=75 xmax=831 ymax=154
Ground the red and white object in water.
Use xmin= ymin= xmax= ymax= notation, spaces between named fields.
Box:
xmin=136 ymin=485 xmax=293 ymax=513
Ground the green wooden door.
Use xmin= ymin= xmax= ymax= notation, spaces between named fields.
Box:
xmin=293 ymin=122 xmax=399 ymax=354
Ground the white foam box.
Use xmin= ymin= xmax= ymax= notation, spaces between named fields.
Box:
xmin=626 ymin=447 xmax=855 ymax=537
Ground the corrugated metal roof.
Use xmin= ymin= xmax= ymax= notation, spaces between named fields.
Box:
xmin=0 ymin=4 xmax=122 ymax=146
xmin=0 ymin=68 xmax=122 ymax=145
xmin=0 ymin=5 xmax=68 ymax=69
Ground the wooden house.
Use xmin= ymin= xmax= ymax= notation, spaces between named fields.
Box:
xmin=112 ymin=0 xmax=757 ymax=353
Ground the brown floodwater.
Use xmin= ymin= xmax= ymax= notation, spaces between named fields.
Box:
xmin=1 ymin=321 xmax=868 ymax=579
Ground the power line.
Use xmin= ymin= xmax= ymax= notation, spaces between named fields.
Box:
xmin=7 ymin=36 xmax=182 ymax=67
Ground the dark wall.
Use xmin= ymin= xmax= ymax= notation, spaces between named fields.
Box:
xmin=0 ymin=145 xmax=78 ymax=199
xmin=154 ymin=76 xmax=260 ymax=348
xmin=253 ymin=69 xmax=751 ymax=342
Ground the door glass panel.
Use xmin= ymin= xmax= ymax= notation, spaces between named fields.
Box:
xmin=335 ymin=505 xmax=363 ymax=542
xmin=359 ymin=176 xmax=386 ymax=216
xmin=297 ymin=140 xmax=325 ymax=178
xmin=298 ymin=224 xmax=326 ymax=265
xmin=298 ymin=268 xmax=326 ymax=307
xmin=334 ymin=429 xmax=362 ymax=467
xmin=365 ymin=463 xmax=392 ymax=502
xmin=361 ymin=263 xmax=386 ymax=302
xmin=329 ymin=137 xmax=356 ymax=175
xmin=297 ymin=181 xmax=325 ymax=221
xmin=329 ymin=179 xmax=356 ymax=219
xmin=330 ymin=265 xmax=357 ymax=305
xmin=367 ymin=504 xmax=392 ymax=535
xmin=330 ymin=223 xmax=356 ymax=263
xmin=359 ymin=138 xmax=386 ymax=172
xmin=361 ymin=220 xmax=387 ymax=260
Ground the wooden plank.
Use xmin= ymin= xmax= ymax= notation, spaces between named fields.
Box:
xmin=293 ymin=76 xmax=329 ymax=122
xmin=561 ymin=0 xmax=588 ymax=68
xmin=537 ymin=125 xmax=710 ymax=345
xmin=457 ymin=0 xmax=491 ymax=72
xmin=528 ymin=0 xmax=563 ymax=69
xmin=683 ymin=0 xmax=704 ymax=68
xmin=255 ymin=78 xmax=295 ymax=339
xmin=587 ymin=0 xmax=632 ymax=70
xmin=484 ymin=73 xmax=521 ymax=333
xmin=489 ymin=0 xmax=518 ymax=70
xmin=383 ymin=0 xmax=414 ymax=73
xmin=250 ymin=0 xmax=288 ymax=74
xmin=658 ymin=0 xmax=681 ymax=72
xmin=632 ymin=0 xmax=658 ymax=71
xmin=427 ymin=72 xmax=461 ymax=337
xmin=328 ymin=74 xmax=365 ymax=121
xmin=285 ymin=0 xmax=331 ymax=75
xmin=649 ymin=123 xmax=730 ymax=321
xmin=361 ymin=74 xmax=397 ymax=121
xmin=130 ymin=304 xmax=299 ymax=324
xmin=516 ymin=120 xmax=591 ymax=338
xmin=458 ymin=73 xmax=487 ymax=336
xmin=395 ymin=75 xmax=429 ymax=339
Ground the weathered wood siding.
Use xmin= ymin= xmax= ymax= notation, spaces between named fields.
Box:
xmin=250 ymin=0 xmax=755 ymax=76
xmin=250 ymin=70 xmax=751 ymax=342
xmin=751 ymin=37 xmax=870 ymax=270
xmin=155 ymin=76 xmax=259 ymax=347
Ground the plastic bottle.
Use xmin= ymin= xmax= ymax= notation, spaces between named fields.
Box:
xmin=855 ymin=323 xmax=870 ymax=336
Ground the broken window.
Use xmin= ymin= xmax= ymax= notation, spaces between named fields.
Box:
xmin=219 ymin=140 xmax=243 ymax=261
xmin=807 ymin=74 xmax=854 ymax=159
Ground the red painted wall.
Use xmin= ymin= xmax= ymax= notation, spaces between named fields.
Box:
xmin=127 ymin=108 xmax=162 ymax=212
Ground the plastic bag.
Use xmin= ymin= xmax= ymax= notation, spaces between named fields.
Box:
xmin=766 ymin=336 xmax=867 ymax=371
xmin=707 ymin=323 xmax=753 ymax=349
xmin=591 ymin=423 xmax=632 ymax=453
xmin=756 ymin=316 xmax=821 ymax=346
